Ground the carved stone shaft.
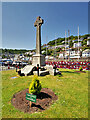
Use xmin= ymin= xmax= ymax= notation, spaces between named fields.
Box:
xmin=36 ymin=25 xmax=41 ymax=54
xmin=34 ymin=16 xmax=44 ymax=54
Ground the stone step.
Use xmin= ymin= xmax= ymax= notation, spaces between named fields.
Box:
xmin=33 ymin=70 xmax=49 ymax=76
xmin=45 ymin=65 xmax=54 ymax=75
xmin=21 ymin=65 xmax=34 ymax=76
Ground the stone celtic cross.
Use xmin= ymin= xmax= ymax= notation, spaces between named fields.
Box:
xmin=34 ymin=16 xmax=44 ymax=54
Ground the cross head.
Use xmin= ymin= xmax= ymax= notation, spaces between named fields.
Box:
xmin=34 ymin=16 xmax=44 ymax=27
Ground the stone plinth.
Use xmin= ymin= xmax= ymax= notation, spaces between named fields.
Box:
xmin=32 ymin=54 xmax=45 ymax=66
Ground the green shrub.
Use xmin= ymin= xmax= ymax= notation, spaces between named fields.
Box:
xmin=79 ymin=66 xmax=83 ymax=71
xmin=29 ymin=75 xmax=42 ymax=94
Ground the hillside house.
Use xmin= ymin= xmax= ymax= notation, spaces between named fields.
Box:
xmin=87 ymin=39 xmax=90 ymax=46
xmin=82 ymin=49 xmax=90 ymax=58
xmin=73 ymin=42 xmax=81 ymax=48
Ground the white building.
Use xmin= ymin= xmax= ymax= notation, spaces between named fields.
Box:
xmin=87 ymin=39 xmax=90 ymax=46
xmin=62 ymin=41 xmax=65 ymax=43
xmin=65 ymin=45 xmax=69 ymax=48
xmin=45 ymin=56 xmax=49 ymax=60
xmin=45 ymin=56 xmax=54 ymax=60
xmin=19 ymin=54 xmax=24 ymax=59
xmin=72 ymin=39 xmax=78 ymax=43
xmin=87 ymin=37 xmax=90 ymax=39
xmin=42 ymin=50 xmax=45 ymax=54
xmin=49 ymin=56 xmax=54 ymax=60
xmin=56 ymin=45 xmax=65 ymax=48
xmin=79 ymin=37 xmax=84 ymax=41
xmin=32 ymin=51 xmax=36 ymax=55
xmin=25 ymin=51 xmax=33 ymax=55
xmin=82 ymin=49 xmax=90 ymax=57
xmin=48 ymin=45 xmax=65 ymax=50
xmin=59 ymin=49 xmax=70 ymax=58
xmin=59 ymin=50 xmax=81 ymax=59
xmin=25 ymin=52 xmax=30 ymax=55
xmin=14 ymin=54 xmax=19 ymax=61
xmin=70 ymin=51 xmax=81 ymax=58
xmin=59 ymin=53 xmax=64 ymax=58
xmin=29 ymin=57 xmax=32 ymax=61
xmin=72 ymin=38 xmax=84 ymax=43
xmin=73 ymin=42 xmax=81 ymax=48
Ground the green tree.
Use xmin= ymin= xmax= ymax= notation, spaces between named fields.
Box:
xmin=69 ymin=40 xmax=73 ymax=47
xmin=29 ymin=75 xmax=42 ymax=94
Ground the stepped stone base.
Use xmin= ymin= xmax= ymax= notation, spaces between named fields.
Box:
xmin=21 ymin=65 xmax=34 ymax=76
xmin=32 ymin=54 xmax=45 ymax=67
xmin=45 ymin=65 xmax=55 ymax=75
xmin=45 ymin=65 xmax=61 ymax=76
xmin=18 ymin=64 xmax=61 ymax=76
xmin=33 ymin=70 xmax=49 ymax=76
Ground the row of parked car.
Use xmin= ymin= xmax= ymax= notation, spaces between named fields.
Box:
xmin=0 ymin=59 xmax=28 ymax=67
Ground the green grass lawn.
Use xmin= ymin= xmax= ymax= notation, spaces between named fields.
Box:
xmin=1 ymin=69 xmax=88 ymax=118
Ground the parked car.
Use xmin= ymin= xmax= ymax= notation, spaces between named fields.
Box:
xmin=4 ymin=59 xmax=13 ymax=65
xmin=12 ymin=61 xmax=28 ymax=67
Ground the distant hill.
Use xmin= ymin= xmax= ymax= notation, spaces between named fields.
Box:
xmin=41 ymin=34 xmax=90 ymax=56
xmin=47 ymin=34 xmax=90 ymax=47
xmin=0 ymin=49 xmax=30 ymax=54
xmin=0 ymin=34 xmax=90 ymax=55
